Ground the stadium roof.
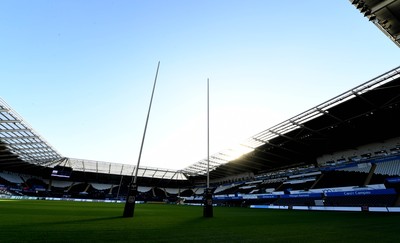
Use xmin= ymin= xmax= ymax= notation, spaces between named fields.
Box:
xmin=184 ymin=0 xmax=400 ymax=179
xmin=0 ymin=98 xmax=62 ymax=165
xmin=186 ymin=66 xmax=400 ymax=179
xmin=2 ymin=66 xmax=400 ymax=182
xmin=0 ymin=98 xmax=187 ymax=180
xmin=349 ymin=0 xmax=400 ymax=47
xmin=60 ymin=158 xmax=187 ymax=180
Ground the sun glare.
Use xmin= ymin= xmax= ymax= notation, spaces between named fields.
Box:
xmin=218 ymin=144 xmax=255 ymax=163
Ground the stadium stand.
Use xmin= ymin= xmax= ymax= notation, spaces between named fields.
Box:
xmin=179 ymin=188 xmax=194 ymax=197
xmin=164 ymin=188 xmax=180 ymax=195
xmin=324 ymin=188 xmax=398 ymax=207
xmin=274 ymin=193 xmax=322 ymax=207
xmin=91 ymin=183 xmax=114 ymax=191
xmin=214 ymin=183 xmax=243 ymax=195
xmin=0 ymin=172 xmax=24 ymax=184
xmin=373 ymin=159 xmax=400 ymax=176
xmin=193 ymin=187 xmax=205 ymax=195
xmin=1 ymin=63 xmax=400 ymax=210
xmin=51 ymin=180 xmax=74 ymax=188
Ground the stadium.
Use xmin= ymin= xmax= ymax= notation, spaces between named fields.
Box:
xmin=1 ymin=1 xmax=400 ymax=242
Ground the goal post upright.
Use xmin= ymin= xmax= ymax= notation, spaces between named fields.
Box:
xmin=123 ymin=61 xmax=160 ymax=218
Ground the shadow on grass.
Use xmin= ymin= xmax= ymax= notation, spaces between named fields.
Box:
xmin=178 ymin=215 xmax=217 ymax=227
xmin=36 ymin=215 xmax=124 ymax=226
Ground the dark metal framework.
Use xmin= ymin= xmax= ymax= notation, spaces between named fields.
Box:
xmin=2 ymin=66 xmax=400 ymax=182
xmin=0 ymin=98 xmax=61 ymax=166
xmin=0 ymin=98 xmax=187 ymax=181
xmin=349 ymin=0 xmax=400 ymax=47
xmin=186 ymin=66 xmax=400 ymax=179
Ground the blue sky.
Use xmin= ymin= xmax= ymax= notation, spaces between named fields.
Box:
xmin=1 ymin=1 xmax=399 ymax=170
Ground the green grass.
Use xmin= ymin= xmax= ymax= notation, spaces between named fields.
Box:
xmin=1 ymin=200 xmax=400 ymax=242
